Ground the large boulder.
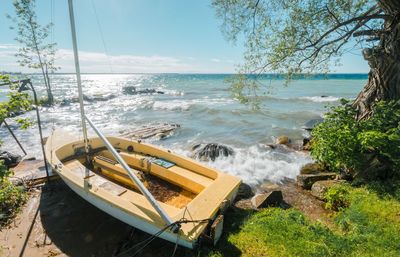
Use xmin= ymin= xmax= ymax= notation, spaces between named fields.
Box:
xmin=0 ymin=151 xmax=22 ymax=168
xmin=251 ymin=191 xmax=284 ymax=209
xmin=311 ymin=180 xmax=344 ymax=200
xmin=235 ymin=183 xmax=254 ymax=201
xmin=191 ymin=143 xmax=234 ymax=161
xmin=297 ymin=173 xmax=337 ymax=189
xmin=260 ymin=181 xmax=280 ymax=193
xmin=300 ymin=162 xmax=328 ymax=175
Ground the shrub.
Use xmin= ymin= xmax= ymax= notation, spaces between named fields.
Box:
xmin=0 ymin=156 xmax=27 ymax=226
xmin=311 ymin=100 xmax=400 ymax=178
xmin=324 ymin=184 xmax=350 ymax=211
xmin=0 ymin=178 xmax=27 ymax=225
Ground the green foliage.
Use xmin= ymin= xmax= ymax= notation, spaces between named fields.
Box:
xmin=0 ymin=160 xmax=11 ymax=181
xmin=324 ymin=184 xmax=350 ymax=211
xmin=0 ymin=75 xmax=32 ymax=142
xmin=311 ymin=100 xmax=400 ymax=177
xmin=0 ymin=178 xmax=27 ymax=226
xmin=212 ymin=0 xmax=384 ymax=103
xmin=7 ymin=0 xmax=58 ymax=104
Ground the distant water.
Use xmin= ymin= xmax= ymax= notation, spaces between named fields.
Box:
xmin=0 ymin=74 xmax=366 ymax=186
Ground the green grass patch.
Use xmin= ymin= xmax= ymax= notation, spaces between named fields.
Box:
xmin=201 ymin=184 xmax=400 ymax=257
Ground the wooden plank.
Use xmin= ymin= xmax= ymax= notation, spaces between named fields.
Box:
xmin=64 ymin=160 xmax=94 ymax=178
xmin=119 ymin=123 xmax=180 ymax=139
xmin=10 ymin=159 xmax=59 ymax=186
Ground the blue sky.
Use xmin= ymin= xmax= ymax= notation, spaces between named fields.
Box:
xmin=0 ymin=0 xmax=369 ymax=73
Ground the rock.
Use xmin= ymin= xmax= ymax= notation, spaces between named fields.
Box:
xmin=297 ymin=173 xmax=337 ymax=189
xmin=303 ymin=118 xmax=324 ymax=131
xmin=122 ymin=86 xmax=164 ymax=95
xmin=234 ymin=198 xmax=253 ymax=209
xmin=275 ymin=136 xmax=289 ymax=145
xmin=302 ymin=137 xmax=312 ymax=150
xmin=83 ymin=93 xmax=116 ymax=102
xmin=192 ymin=143 xmax=234 ymax=161
xmin=0 ymin=151 xmax=22 ymax=168
xmin=311 ymin=180 xmax=344 ymax=200
xmin=300 ymin=162 xmax=327 ymax=175
xmin=251 ymin=191 xmax=283 ymax=208
xmin=260 ymin=181 xmax=280 ymax=192
xmin=235 ymin=183 xmax=254 ymax=201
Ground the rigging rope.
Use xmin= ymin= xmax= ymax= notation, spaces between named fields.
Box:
xmin=113 ymin=216 xmax=211 ymax=257
xmin=90 ymin=0 xmax=114 ymax=74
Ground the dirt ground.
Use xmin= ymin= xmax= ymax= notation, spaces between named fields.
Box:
xmin=0 ymin=178 xmax=330 ymax=257
xmin=0 ymin=181 xmax=133 ymax=257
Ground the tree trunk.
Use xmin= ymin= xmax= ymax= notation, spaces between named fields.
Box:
xmin=352 ymin=1 xmax=400 ymax=120
xmin=44 ymin=64 xmax=54 ymax=105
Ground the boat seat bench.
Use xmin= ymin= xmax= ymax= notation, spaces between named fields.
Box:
xmin=98 ymin=151 xmax=213 ymax=194
xmin=64 ymin=160 xmax=127 ymax=196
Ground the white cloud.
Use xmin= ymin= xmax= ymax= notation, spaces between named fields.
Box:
xmin=0 ymin=44 xmax=236 ymax=73
xmin=211 ymin=58 xmax=221 ymax=63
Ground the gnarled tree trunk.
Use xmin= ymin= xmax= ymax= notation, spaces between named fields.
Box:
xmin=353 ymin=0 xmax=400 ymax=119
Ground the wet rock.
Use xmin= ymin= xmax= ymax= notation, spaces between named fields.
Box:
xmin=311 ymin=180 xmax=345 ymax=200
xmin=192 ymin=143 xmax=234 ymax=161
xmin=83 ymin=93 xmax=116 ymax=102
xmin=302 ymin=137 xmax=312 ymax=150
xmin=235 ymin=183 xmax=254 ymax=201
xmin=234 ymin=198 xmax=253 ymax=209
xmin=59 ymin=94 xmax=116 ymax=106
xmin=303 ymin=118 xmax=324 ymax=131
xmin=122 ymin=86 xmax=164 ymax=95
xmin=0 ymin=151 xmax=22 ymax=168
xmin=260 ymin=181 xmax=280 ymax=192
xmin=275 ymin=136 xmax=289 ymax=145
xmin=297 ymin=173 xmax=337 ymax=189
xmin=300 ymin=162 xmax=328 ymax=175
xmin=251 ymin=191 xmax=283 ymax=209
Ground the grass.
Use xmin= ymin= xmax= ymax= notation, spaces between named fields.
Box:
xmin=194 ymin=183 xmax=400 ymax=257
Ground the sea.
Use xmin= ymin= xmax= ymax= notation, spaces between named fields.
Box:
xmin=0 ymin=73 xmax=367 ymax=186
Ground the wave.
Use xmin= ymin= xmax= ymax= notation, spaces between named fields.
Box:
xmin=298 ymin=96 xmax=340 ymax=102
xmin=152 ymin=98 xmax=234 ymax=111
xmin=174 ymin=144 xmax=311 ymax=186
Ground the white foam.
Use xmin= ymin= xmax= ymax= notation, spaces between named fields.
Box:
xmin=299 ymin=96 xmax=340 ymax=102
xmin=152 ymin=98 xmax=233 ymax=111
xmin=174 ymin=145 xmax=311 ymax=186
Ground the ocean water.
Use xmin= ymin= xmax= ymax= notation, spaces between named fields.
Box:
xmin=0 ymin=74 xmax=366 ymax=186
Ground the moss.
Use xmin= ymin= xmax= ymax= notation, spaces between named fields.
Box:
xmin=300 ymin=162 xmax=328 ymax=174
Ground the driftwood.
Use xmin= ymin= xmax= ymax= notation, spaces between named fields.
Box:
xmin=119 ymin=123 xmax=180 ymax=139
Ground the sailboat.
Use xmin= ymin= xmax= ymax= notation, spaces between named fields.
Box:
xmin=44 ymin=0 xmax=241 ymax=249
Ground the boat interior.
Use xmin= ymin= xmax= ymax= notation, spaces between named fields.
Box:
xmin=53 ymin=136 xmax=236 ymax=214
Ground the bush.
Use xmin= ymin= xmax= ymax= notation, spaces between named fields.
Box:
xmin=0 ymin=178 xmax=27 ymax=225
xmin=324 ymin=184 xmax=350 ymax=211
xmin=0 ymin=160 xmax=27 ymax=226
xmin=311 ymin=100 xmax=400 ymax=178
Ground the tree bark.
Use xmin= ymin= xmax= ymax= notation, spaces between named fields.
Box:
xmin=352 ymin=1 xmax=400 ymax=119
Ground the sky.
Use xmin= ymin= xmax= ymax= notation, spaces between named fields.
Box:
xmin=0 ymin=0 xmax=369 ymax=74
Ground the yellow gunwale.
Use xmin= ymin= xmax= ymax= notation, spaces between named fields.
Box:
xmin=45 ymin=129 xmax=241 ymax=246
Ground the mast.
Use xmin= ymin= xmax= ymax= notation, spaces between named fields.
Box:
xmin=65 ymin=0 xmax=176 ymax=228
xmin=67 ymin=0 xmax=89 ymax=159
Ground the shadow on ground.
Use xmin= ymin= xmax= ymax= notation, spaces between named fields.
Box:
xmin=40 ymin=181 xmax=247 ymax=257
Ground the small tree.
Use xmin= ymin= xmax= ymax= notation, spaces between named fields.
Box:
xmin=7 ymin=0 xmax=58 ymax=105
